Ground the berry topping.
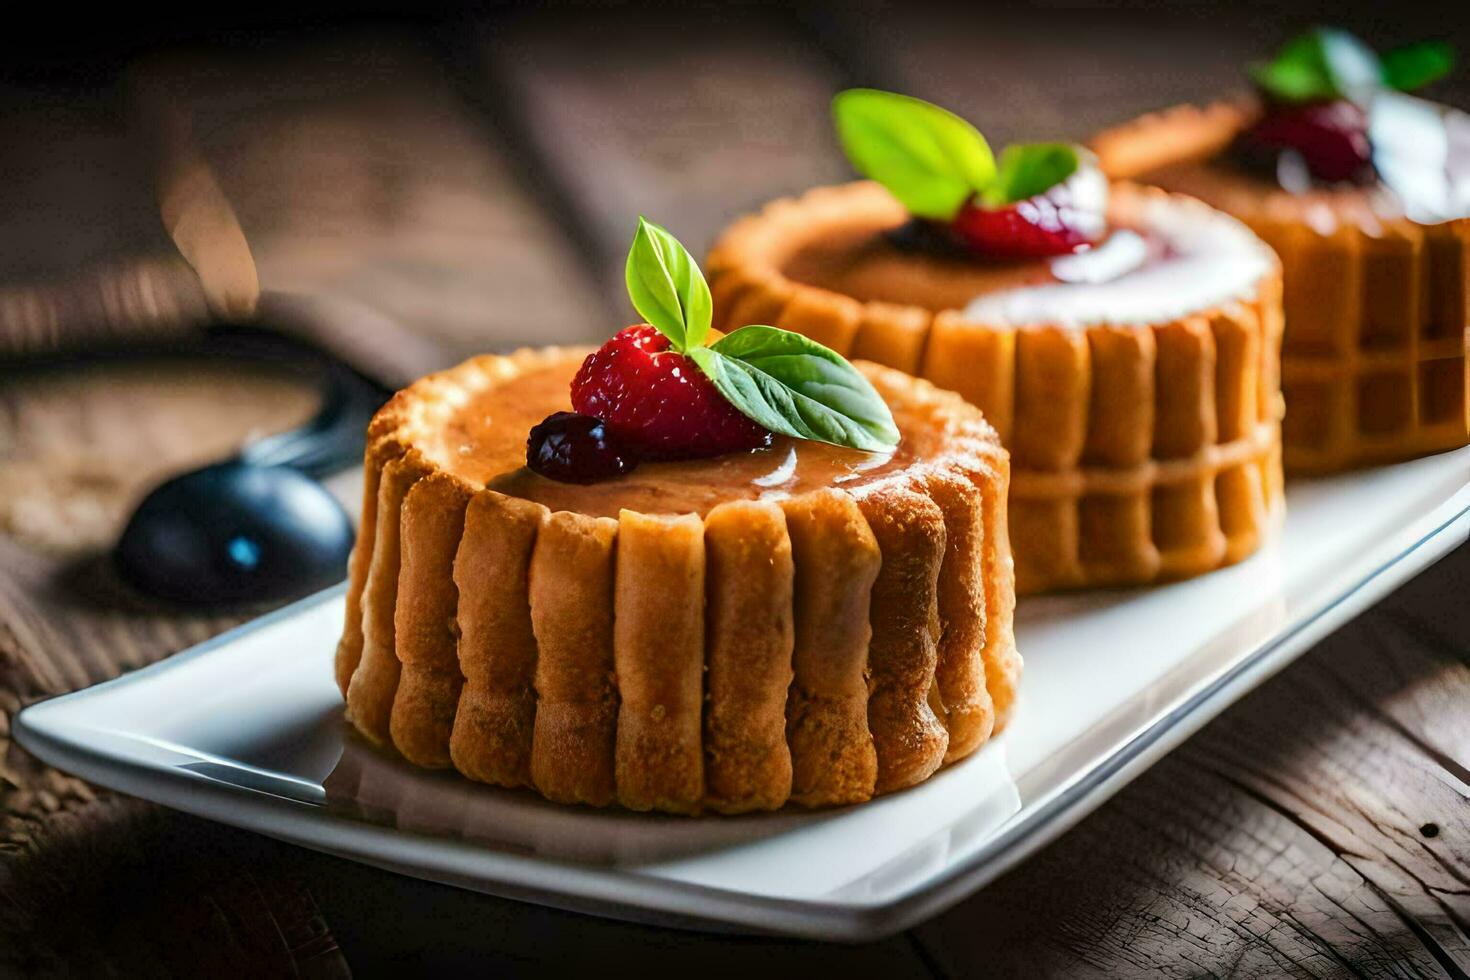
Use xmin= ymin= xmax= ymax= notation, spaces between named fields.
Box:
xmin=526 ymin=411 xmax=639 ymax=484
xmin=518 ymin=217 xmax=897 ymax=484
xmin=951 ymin=164 xmax=1108 ymax=259
xmin=1240 ymin=99 xmax=1374 ymax=184
xmin=571 ymin=325 xmax=773 ymax=460
xmin=832 ymin=89 xmax=1108 ymax=260
xmin=884 ymin=218 xmax=972 ymax=258
xmin=1238 ymin=29 xmax=1458 ymax=187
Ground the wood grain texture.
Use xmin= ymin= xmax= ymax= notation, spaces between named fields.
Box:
xmin=0 ymin=356 xmax=352 ymax=975
xmin=0 ymin=84 xmax=207 ymax=357
xmin=807 ymin=3 xmax=1470 ymax=149
xmin=3 ymin=9 xmax=1470 ymax=976
xmin=480 ymin=5 xmax=852 ymax=299
xmin=132 ymin=33 xmax=606 ymax=385
xmin=914 ymin=548 xmax=1470 ymax=979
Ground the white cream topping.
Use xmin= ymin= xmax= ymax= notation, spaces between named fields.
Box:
xmin=1370 ymin=92 xmax=1470 ymax=225
xmin=961 ymin=193 xmax=1274 ymax=329
xmin=1051 ymin=229 xmax=1149 ymax=284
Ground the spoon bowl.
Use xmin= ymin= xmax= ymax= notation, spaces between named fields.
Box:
xmin=116 ymin=460 xmax=353 ymax=606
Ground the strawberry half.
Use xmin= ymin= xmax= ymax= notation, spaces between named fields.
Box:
xmin=950 ymin=164 xmax=1109 ymax=259
xmin=571 ymin=325 xmax=772 ymax=460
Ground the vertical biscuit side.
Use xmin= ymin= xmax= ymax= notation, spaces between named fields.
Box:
xmin=703 ymin=500 xmax=795 ymax=813
xmin=389 ymin=472 xmax=472 ymax=768
xmin=336 ymin=443 xmax=391 ymax=696
xmin=921 ymin=467 xmax=995 ymax=762
xmin=346 ymin=453 xmax=428 ymax=744
xmin=855 ymin=483 xmax=949 ymax=793
xmin=781 ymin=490 xmax=881 ymax=807
xmin=529 ymin=512 xmax=620 ymax=807
xmin=450 ymin=492 xmax=548 ymax=787
xmin=613 ymin=510 xmax=706 ymax=813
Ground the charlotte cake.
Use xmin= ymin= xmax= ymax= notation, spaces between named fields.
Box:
xmin=1091 ymin=29 xmax=1469 ymax=472
xmin=709 ymin=90 xmax=1285 ymax=593
xmin=334 ymin=219 xmax=1019 ymax=813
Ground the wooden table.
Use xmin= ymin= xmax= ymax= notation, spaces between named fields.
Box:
xmin=3 ymin=6 xmax=1468 ymax=976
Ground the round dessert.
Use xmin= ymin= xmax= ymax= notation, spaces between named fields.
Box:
xmin=707 ymin=91 xmax=1285 ymax=594
xmin=334 ymin=219 xmax=1020 ymax=814
xmin=1091 ymin=29 xmax=1470 ymax=472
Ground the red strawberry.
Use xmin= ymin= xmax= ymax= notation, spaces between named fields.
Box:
xmin=1239 ymin=99 xmax=1374 ymax=184
xmin=951 ymin=165 xmax=1108 ymax=259
xmin=571 ymin=325 xmax=772 ymax=460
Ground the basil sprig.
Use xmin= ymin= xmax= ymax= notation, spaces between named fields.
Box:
xmin=1251 ymin=27 xmax=1455 ymax=104
xmin=832 ymin=88 xmax=1082 ymax=221
xmin=625 ymin=218 xmax=899 ymax=453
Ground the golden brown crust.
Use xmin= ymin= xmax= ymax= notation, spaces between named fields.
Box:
xmin=613 ymin=510 xmax=706 ymax=814
xmin=702 ymin=500 xmax=795 ymax=813
xmin=345 ymin=452 xmax=426 ymax=744
xmin=1092 ymin=102 xmax=1470 ymax=471
xmin=389 ymin=470 xmax=472 ymax=768
xmin=449 ymin=492 xmax=547 ymax=786
xmin=1271 ymin=219 xmax=1470 ymax=470
xmin=334 ymin=447 xmax=383 ymax=697
xmin=528 ymin=512 xmax=619 ymax=806
xmin=781 ymin=490 xmax=880 ymax=807
xmin=921 ymin=466 xmax=994 ymax=762
xmin=1089 ymin=98 xmax=1258 ymax=181
xmin=707 ymin=180 xmax=1286 ymax=592
xmin=337 ymin=349 xmax=1019 ymax=811
xmin=854 ymin=482 xmax=949 ymax=794
xmin=954 ymin=450 xmax=1021 ymax=731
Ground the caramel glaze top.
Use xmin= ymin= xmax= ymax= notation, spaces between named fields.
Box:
xmin=425 ymin=358 xmax=944 ymax=518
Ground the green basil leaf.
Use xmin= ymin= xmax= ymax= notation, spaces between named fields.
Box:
xmin=692 ymin=326 xmax=900 ymax=452
xmin=982 ymin=142 xmax=1080 ymax=207
xmin=1250 ymin=27 xmax=1382 ymax=103
xmin=1249 ymin=56 xmax=1336 ymax=103
xmin=1381 ymin=40 xmax=1455 ymax=92
xmin=832 ymin=88 xmax=995 ymax=220
xmin=624 ymin=216 xmax=712 ymax=352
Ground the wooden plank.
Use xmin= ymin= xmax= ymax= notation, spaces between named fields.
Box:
xmin=0 ymin=83 xmax=207 ymax=357
xmin=805 ymin=4 xmax=1255 ymax=145
xmin=479 ymin=6 xmax=852 ymax=298
xmin=806 ymin=4 xmax=1470 ymax=146
xmin=131 ymin=32 xmax=606 ymax=385
xmin=0 ymin=353 xmax=353 ymax=974
xmin=913 ymin=545 xmax=1470 ymax=978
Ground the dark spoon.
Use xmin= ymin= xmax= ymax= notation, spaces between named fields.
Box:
xmin=115 ymin=356 xmax=383 ymax=607
xmin=115 ymin=460 xmax=354 ymax=605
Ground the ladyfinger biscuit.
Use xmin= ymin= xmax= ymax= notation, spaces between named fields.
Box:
xmin=529 ymin=512 xmax=619 ymax=806
xmin=855 ymin=483 xmax=949 ymax=793
xmin=389 ymin=472 xmax=472 ymax=768
xmin=920 ymin=467 xmax=995 ymax=762
xmin=346 ymin=452 xmax=429 ymax=745
xmin=781 ymin=490 xmax=880 ymax=807
xmin=703 ymin=500 xmax=795 ymax=813
xmin=450 ymin=492 xmax=547 ymax=787
xmin=613 ymin=510 xmax=705 ymax=813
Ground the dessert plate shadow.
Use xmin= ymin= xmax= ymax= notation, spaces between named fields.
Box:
xmin=16 ymin=447 xmax=1470 ymax=941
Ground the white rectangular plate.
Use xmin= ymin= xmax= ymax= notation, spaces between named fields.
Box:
xmin=17 ymin=447 xmax=1470 ymax=941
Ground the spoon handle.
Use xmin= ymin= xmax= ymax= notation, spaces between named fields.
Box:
xmin=242 ymin=365 xmax=384 ymax=478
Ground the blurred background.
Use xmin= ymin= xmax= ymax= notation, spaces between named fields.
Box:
xmin=5 ymin=0 xmax=1466 ymax=558
xmin=4 ymin=0 xmax=1467 ymax=372
xmin=3 ymin=1 xmax=1467 ymax=972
